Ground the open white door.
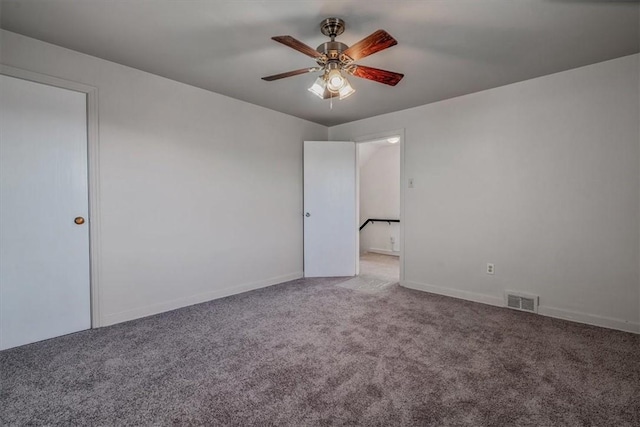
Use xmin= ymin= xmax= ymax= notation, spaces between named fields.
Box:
xmin=304 ymin=141 xmax=357 ymax=277
xmin=0 ymin=74 xmax=91 ymax=350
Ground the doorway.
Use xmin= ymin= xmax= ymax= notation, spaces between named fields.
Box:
xmin=302 ymin=130 xmax=404 ymax=287
xmin=356 ymin=135 xmax=402 ymax=285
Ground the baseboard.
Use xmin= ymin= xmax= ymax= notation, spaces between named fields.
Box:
xmin=402 ymin=280 xmax=639 ymax=334
xmin=101 ymin=271 xmax=303 ymax=327
xmin=367 ymin=248 xmax=400 ymax=257
xmin=402 ymin=281 xmax=503 ymax=307
xmin=538 ymin=305 xmax=639 ymax=334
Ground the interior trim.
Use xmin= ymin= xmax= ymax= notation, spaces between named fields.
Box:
xmin=102 ymin=271 xmax=304 ymax=327
xmin=403 ymin=280 xmax=640 ymax=334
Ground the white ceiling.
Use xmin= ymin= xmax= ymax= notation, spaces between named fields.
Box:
xmin=1 ymin=1 xmax=638 ymax=126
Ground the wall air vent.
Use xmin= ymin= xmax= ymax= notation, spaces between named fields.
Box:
xmin=504 ymin=291 xmax=539 ymax=313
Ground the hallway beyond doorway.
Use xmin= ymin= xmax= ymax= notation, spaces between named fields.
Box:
xmin=335 ymin=253 xmax=399 ymax=294
xmin=359 ymin=252 xmax=399 ymax=282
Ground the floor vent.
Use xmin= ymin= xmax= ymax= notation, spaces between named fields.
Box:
xmin=504 ymin=291 xmax=539 ymax=313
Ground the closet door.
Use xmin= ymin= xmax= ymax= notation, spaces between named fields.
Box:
xmin=0 ymin=74 xmax=90 ymax=350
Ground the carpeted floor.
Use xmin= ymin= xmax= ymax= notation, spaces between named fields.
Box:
xmin=336 ymin=252 xmax=398 ymax=293
xmin=1 ymin=277 xmax=639 ymax=426
xmin=336 ymin=274 xmax=396 ymax=294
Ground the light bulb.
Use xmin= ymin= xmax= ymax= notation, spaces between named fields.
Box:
xmin=387 ymin=137 xmax=400 ymax=144
xmin=326 ymin=69 xmax=345 ymax=92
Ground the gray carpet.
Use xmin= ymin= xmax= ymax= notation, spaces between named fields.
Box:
xmin=336 ymin=275 xmax=396 ymax=294
xmin=1 ymin=277 xmax=639 ymax=426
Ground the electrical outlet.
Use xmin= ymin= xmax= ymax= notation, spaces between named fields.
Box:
xmin=486 ymin=263 xmax=495 ymax=275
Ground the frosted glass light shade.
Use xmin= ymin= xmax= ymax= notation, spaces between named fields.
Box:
xmin=338 ymin=80 xmax=355 ymax=100
xmin=308 ymin=77 xmax=326 ymax=99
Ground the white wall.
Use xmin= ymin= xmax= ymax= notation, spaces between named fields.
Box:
xmin=359 ymin=143 xmax=400 ymax=255
xmin=331 ymin=54 xmax=640 ymax=333
xmin=1 ymin=30 xmax=327 ymax=326
xmin=2 ymin=29 xmax=638 ymax=334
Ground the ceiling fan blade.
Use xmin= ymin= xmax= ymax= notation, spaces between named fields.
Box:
xmin=272 ymin=35 xmax=322 ymax=59
xmin=350 ymin=65 xmax=404 ymax=86
xmin=262 ymin=68 xmax=319 ymax=81
xmin=342 ymin=30 xmax=397 ymax=62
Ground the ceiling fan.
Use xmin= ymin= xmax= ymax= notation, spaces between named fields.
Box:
xmin=262 ymin=18 xmax=404 ymax=100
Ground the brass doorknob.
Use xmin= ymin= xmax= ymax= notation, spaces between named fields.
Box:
xmin=74 ymin=217 xmax=85 ymax=225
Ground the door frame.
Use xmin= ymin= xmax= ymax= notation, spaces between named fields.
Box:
xmin=354 ymin=129 xmax=406 ymax=283
xmin=1 ymin=64 xmax=102 ymax=328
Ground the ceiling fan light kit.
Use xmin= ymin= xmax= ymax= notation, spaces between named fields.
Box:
xmin=326 ymin=67 xmax=344 ymax=91
xmin=263 ymin=18 xmax=404 ymax=102
xmin=308 ymin=76 xmax=327 ymax=98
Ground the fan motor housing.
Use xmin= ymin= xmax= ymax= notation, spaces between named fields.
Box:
xmin=316 ymin=41 xmax=348 ymax=61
